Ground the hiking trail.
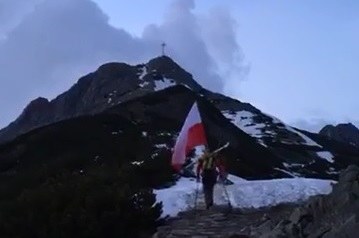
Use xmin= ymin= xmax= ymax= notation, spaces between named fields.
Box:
xmin=153 ymin=186 xmax=293 ymax=238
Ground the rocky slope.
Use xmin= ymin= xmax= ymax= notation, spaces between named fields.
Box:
xmin=0 ymin=56 xmax=205 ymax=144
xmin=252 ymin=165 xmax=359 ymax=238
xmin=154 ymin=165 xmax=359 ymax=238
xmin=320 ymin=123 xmax=359 ymax=148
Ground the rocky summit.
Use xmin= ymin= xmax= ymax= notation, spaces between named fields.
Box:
xmin=320 ymin=123 xmax=359 ymax=148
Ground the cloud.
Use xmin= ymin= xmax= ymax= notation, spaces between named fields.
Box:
xmin=199 ymin=6 xmax=249 ymax=93
xmin=142 ymin=0 xmax=224 ymax=91
xmin=0 ymin=0 xmax=245 ymax=129
xmin=291 ymin=119 xmax=333 ymax=133
xmin=0 ymin=0 xmax=43 ymax=39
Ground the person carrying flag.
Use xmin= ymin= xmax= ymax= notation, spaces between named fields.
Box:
xmin=196 ymin=148 xmax=227 ymax=209
xmin=171 ymin=101 xmax=229 ymax=209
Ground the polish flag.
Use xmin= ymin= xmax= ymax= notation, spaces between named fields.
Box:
xmin=171 ymin=102 xmax=207 ymax=171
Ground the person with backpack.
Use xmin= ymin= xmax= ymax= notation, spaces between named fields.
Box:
xmin=196 ymin=148 xmax=226 ymax=209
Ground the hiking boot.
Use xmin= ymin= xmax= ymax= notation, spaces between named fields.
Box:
xmin=206 ymin=202 xmax=213 ymax=209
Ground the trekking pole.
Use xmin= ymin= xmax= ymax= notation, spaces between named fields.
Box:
xmin=193 ymin=179 xmax=200 ymax=223
xmin=221 ymin=178 xmax=232 ymax=211
xmin=194 ymin=180 xmax=199 ymax=211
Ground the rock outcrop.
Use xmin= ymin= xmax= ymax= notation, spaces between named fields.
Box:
xmin=320 ymin=123 xmax=359 ymax=148
xmin=253 ymin=165 xmax=359 ymax=237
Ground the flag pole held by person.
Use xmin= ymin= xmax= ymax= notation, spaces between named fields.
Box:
xmin=171 ymin=101 xmax=229 ymax=209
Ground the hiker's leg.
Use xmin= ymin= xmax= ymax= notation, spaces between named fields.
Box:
xmin=203 ymin=182 xmax=211 ymax=207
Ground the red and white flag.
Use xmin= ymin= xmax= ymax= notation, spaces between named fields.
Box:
xmin=171 ymin=102 xmax=207 ymax=171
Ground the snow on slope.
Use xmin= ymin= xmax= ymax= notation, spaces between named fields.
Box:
xmin=222 ymin=111 xmax=265 ymax=138
xmin=138 ymin=66 xmax=147 ymax=80
xmin=222 ymin=110 xmax=268 ymax=146
xmin=155 ymin=178 xmax=197 ymax=217
xmin=316 ymin=151 xmax=335 ymax=163
xmin=262 ymin=112 xmax=322 ymax=147
xmin=154 ymin=175 xmax=334 ymax=217
xmin=284 ymin=125 xmax=322 ymax=147
xmin=154 ymin=78 xmax=176 ymax=91
xmin=222 ymin=110 xmax=322 ymax=147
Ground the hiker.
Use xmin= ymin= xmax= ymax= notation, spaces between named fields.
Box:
xmin=196 ymin=148 xmax=226 ymax=209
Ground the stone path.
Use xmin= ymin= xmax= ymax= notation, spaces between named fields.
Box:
xmin=153 ymin=191 xmax=294 ymax=238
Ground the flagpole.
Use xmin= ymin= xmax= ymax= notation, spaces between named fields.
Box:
xmin=195 ymin=100 xmax=210 ymax=150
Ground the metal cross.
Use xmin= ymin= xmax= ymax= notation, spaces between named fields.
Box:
xmin=161 ymin=42 xmax=166 ymax=56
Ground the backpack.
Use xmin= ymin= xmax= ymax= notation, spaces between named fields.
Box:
xmin=202 ymin=154 xmax=216 ymax=171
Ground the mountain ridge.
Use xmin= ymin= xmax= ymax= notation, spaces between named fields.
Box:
xmin=0 ymin=56 xmax=259 ymax=143
xmin=0 ymin=55 xmax=359 ymax=179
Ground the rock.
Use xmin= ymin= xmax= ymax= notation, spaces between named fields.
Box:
xmin=323 ymin=215 xmax=359 ymax=238
xmin=258 ymin=220 xmax=289 ymax=238
xmin=351 ymin=180 xmax=359 ymax=197
xmin=228 ymin=235 xmax=250 ymax=238
xmin=251 ymin=220 xmax=275 ymax=237
xmin=289 ymin=208 xmax=310 ymax=223
xmin=257 ymin=165 xmax=359 ymax=238
xmin=339 ymin=165 xmax=359 ymax=183
xmin=319 ymin=123 xmax=359 ymax=148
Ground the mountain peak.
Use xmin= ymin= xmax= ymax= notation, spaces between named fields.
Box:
xmin=337 ymin=122 xmax=358 ymax=130
xmin=23 ymin=97 xmax=50 ymax=113
xmin=147 ymin=55 xmax=185 ymax=76
xmin=319 ymin=123 xmax=359 ymax=147
xmin=147 ymin=55 xmax=177 ymax=66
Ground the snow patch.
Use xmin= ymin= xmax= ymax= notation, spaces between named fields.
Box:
xmin=317 ymin=151 xmax=334 ymax=163
xmin=139 ymin=81 xmax=149 ymax=87
xmin=154 ymin=78 xmax=176 ymax=91
xmin=138 ymin=66 xmax=147 ymax=80
xmin=215 ymin=177 xmax=333 ymax=209
xmin=151 ymin=152 xmax=159 ymax=159
xmin=284 ymin=126 xmax=322 ymax=147
xmin=274 ymin=168 xmax=299 ymax=178
xmin=222 ymin=110 xmax=265 ymax=138
xmin=155 ymin=175 xmax=334 ymax=217
xmin=263 ymin=112 xmax=282 ymax=124
xmin=111 ymin=130 xmax=122 ymax=135
xmin=158 ymin=132 xmax=172 ymax=136
xmin=283 ymin=162 xmax=305 ymax=169
xmin=155 ymin=178 xmax=198 ymax=217
xmin=327 ymin=167 xmax=339 ymax=175
xmin=131 ymin=161 xmax=144 ymax=166
xmin=155 ymin=144 xmax=168 ymax=149
xmin=179 ymin=83 xmax=192 ymax=90
xmin=222 ymin=110 xmax=323 ymax=148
